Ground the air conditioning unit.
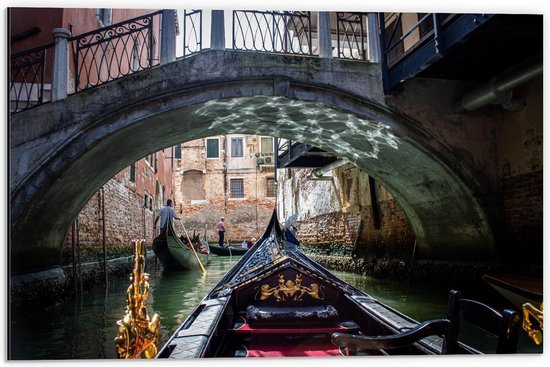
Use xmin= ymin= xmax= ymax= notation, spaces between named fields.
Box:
xmin=257 ymin=155 xmax=274 ymax=165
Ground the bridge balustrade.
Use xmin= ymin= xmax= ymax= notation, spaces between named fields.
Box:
xmin=9 ymin=9 xmax=374 ymax=114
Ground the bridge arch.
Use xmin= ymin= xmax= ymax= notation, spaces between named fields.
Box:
xmin=10 ymin=50 xmax=494 ymax=273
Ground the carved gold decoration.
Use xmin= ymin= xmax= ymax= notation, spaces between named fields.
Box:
xmin=522 ymin=302 xmax=543 ymax=345
xmin=254 ymin=273 xmax=325 ymax=301
xmin=115 ymin=240 xmax=161 ymax=358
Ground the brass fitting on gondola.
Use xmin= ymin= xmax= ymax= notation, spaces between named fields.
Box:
xmin=522 ymin=302 xmax=543 ymax=345
xmin=115 ymin=240 xmax=161 ymax=358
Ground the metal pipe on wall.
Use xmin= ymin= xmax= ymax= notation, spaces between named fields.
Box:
xmin=452 ymin=60 xmax=543 ymax=112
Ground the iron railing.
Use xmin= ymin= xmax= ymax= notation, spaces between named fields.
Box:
xmin=10 ymin=10 xmax=379 ymax=115
xmin=382 ymin=13 xmax=456 ymax=68
xmin=10 ymin=43 xmax=53 ymax=114
xmin=183 ymin=10 xmax=203 ymax=56
xmin=70 ymin=10 xmax=162 ymax=92
xmin=336 ymin=12 xmax=367 ymax=60
xmin=233 ymin=10 xmax=313 ymax=55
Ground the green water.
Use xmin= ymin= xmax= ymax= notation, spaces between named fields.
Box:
xmin=9 ymin=256 xmax=541 ymax=359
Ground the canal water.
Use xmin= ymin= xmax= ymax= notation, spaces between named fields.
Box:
xmin=9 ymin=255 xmax=541 ymax=359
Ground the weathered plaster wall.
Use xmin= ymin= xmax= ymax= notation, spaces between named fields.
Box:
xmin=495 ymin=76 xmax=543 ymax=260
xmin=384 ymin=75 xmax=543 ymax=263
xmin=278 ymin=164 xmax=415 ymax=258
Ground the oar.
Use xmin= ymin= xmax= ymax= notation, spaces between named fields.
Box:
xmin=203 ymin=225 xmax=210 ymax=254
xmin=178 ymin=219 xmax=206 ymax=274
xmin=226 ymin=238 xmax=232 ymax=257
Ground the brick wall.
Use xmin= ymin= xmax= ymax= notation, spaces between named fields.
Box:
xmin=61 ymin=177 xmax=156 ymax=264
xmin=501 ymin=170 xmax=543 ymax=257
xmin=61 ymin=148 xmax=175 ymax=265
xmin=175 ymin=135 xmax=276 ymax=244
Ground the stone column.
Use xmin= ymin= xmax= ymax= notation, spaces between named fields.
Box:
xmin=51 ymin=28 xmax=71 ymax=102
xmin=211 ymin=10 xmax=225 ymax=50
xmin=317 ymin=12 xmax=332 ymax=59
xmin=160 ymin=9 xmax=177 ymax=64
xmin=367 ymin=13 xmax=381 ymax=63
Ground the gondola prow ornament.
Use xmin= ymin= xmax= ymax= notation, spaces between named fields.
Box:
xmin=522 ymin=302 xmax=543 ymax=345
xmin=115 ymin=240 xmax=160 ymax=358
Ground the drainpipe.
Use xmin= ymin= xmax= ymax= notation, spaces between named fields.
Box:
xmin=307 ymin=159 xmax=350 ymax=180
xmin=452 ymin=60 xmax=543 ymax=112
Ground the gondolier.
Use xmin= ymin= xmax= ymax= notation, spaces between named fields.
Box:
xmin=154 ymin=199 xmax=180 ymax=238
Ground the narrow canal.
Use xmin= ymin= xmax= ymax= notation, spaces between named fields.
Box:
xmin=10 ymin=255 xmax=541 ymax=359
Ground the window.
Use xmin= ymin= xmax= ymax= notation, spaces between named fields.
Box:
xmin=174 ymin=144 xmax=182 ymax=159
xmin=129 ymin=162 xmax=136 ymax=182
xmin=266 ymin=177 xmax=276 ymax=197
xmin=260 ymin=137 xmax=274 ymax=155
xmin=230 ymin=178 xmax=244 ymax=198
xmin=144 ymin=193 xmax=149 ymax=208
xmin=206 ymin=138 xmax=219 ymax=158
xmin=231 ymin=137 xmax=244 ymax=157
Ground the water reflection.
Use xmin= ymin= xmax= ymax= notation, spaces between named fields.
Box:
xmin=9 ymin=256 xmax=541 ymax=359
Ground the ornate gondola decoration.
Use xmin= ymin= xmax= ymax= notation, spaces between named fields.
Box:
xmin=254 ymin=273 xmax=325 ymax=301
xmin=156 ymin=210 xmax=511 ymax=358
xmin=115 ymin=240 xmax=160 ymax=359
xmin=522 ymin=302 xmax=543 ymax=345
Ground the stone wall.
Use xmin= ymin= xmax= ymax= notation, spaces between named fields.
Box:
xmin=278 ymin=164 xmax=415 ymax=259
xmin=495 ymin=77 xmax=543 ymax=262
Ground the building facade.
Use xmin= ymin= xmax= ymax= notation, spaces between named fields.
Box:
xmin=277 ymin=164 xmax=415 ymax=258
xmin=174 ymin=135 xmax=277 ymax=244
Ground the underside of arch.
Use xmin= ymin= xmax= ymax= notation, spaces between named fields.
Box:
xmin=9 ymin=52 xmax=495 ymax=273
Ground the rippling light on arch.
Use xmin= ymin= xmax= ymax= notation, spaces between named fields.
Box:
xmin=193 ymin=96 xmax=400 ymax=163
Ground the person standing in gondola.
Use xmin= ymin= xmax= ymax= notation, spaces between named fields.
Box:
xmin=217 ymin=217 xmax=226 ymax=247
xmin=153 ymin=199 xmax=180 ymax=238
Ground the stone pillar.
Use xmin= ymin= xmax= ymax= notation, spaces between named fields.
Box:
xmin=160 ymin=9 xmax=177 ymax=64
xmin=51 ymin=28 xmax=71 ymax=102
xmin=317 ymin=12 xmax=333 ymax=59
xmin=211 ymin=10 xmax=225 ymax=50
xmin=367 ymin=13 xmax=381 ymax=63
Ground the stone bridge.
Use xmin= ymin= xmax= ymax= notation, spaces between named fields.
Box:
xmin=10 ymin=50 xmax=496 ymax=273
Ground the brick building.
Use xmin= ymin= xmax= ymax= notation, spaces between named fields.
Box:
xmin=61 ymin=148 xmax=177 ymax=264
xmin=174 ymin=135 xmax=277 ymax=244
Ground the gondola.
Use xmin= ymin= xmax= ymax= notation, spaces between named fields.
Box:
xmin=152 ymin=218 xmax=209 ymax=271
xmin=209 ymin=244 xmax=249 ymax=256
xmin=156 ymin=210 xmax=486 ymax=358
xmin=482 ymin=274 xmax=543 ymax=310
